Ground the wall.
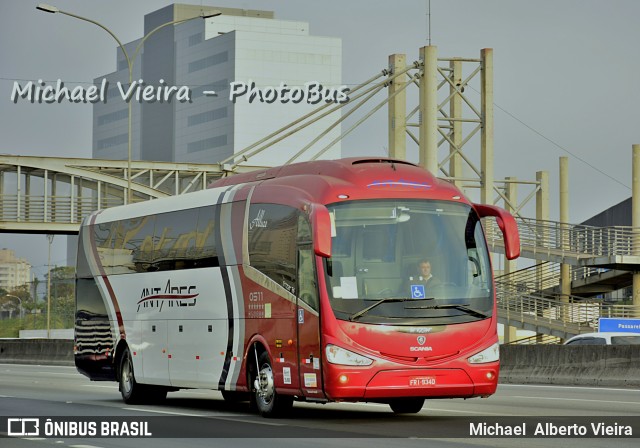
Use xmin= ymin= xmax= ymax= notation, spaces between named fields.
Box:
xmin=499 ymin=344 xmax=640 ymax=388
xmin=0 ymin=339 xmax=73 ymax=366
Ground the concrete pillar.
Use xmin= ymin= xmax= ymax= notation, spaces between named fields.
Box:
xmin=560 ymin=157 xmax=571 ymax=329
xmin=419 ymin=45 xmax=438 ymax=174
xmin=633 ymin=145 xmax=640 ymax=313
xmin=480 ymin=48 xmax=494 ymax=205
xmin=536 ymin=170 xmax=549 ymax=341
xmin=536 ymin=170 xmax=550 ymax=248
xmin=503 ymin=177 xmax=518 ymax=344
xmin=25 ymin=173 xmax=30 ymax=221
xmin=388 ymin=54 xmax=407 ymax=161
xmin=449 ymin=59 xmax=463 ymax=188
xmin=0 ymin=171 xmax=4 ymax=219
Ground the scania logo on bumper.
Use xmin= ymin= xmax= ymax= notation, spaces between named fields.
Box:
xmin=410 ymin=335 xmax=432 ymax=351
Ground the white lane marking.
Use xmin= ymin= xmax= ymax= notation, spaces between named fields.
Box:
xmin=0 ymin=364 xmax=76 ymax=369
xmin=425 ymin=407 xmax=509 ymax=416
xmin=124 ymin=407 xmax=209 ymax=417
xmin=125 ymin=407 xmax=284 ymax=426
xmin=213 ymin=416 xmax=284 ymax=426
xmin=0 ymin=395 xmax=14 ymax=397
xmin=499 ymin=384 xmax=640 ymax=393
xmin=513 ymin=395 xmax=640 ymax=405
xmin=24 ymin=438 xmax=47 ymax=441
xmin=1 ymin=371 xmax=80 ymax=377
xmin=82 ymin=385 xmax=117 ymax=389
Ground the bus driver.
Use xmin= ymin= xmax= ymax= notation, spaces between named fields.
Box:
xmin=406 ymin=259 xmax=441 ymax=298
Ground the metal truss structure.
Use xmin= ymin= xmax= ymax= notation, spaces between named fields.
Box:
xmin=0 ymin=155 xmax=262 ymax=233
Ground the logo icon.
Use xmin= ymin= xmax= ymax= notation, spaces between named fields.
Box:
xmin=417 ymin=335 xmax=426 ymax=346
xmin=249 ymin=209 xmax=268 ymax=229
xmin=7 ymin=418 xmax=40 ymax=437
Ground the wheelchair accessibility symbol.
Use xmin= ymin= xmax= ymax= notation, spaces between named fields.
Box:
xmin=411 ymin=284 xmax=425 ymax=299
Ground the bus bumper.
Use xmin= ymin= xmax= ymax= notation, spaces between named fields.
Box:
xmin=324 ymin=363 xmax=499 ymax=401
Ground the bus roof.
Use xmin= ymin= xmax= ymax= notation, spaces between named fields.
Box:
xmin=210 ymin=157 xmax=466 ymax=205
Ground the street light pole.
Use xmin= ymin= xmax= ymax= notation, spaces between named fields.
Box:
xmin=36 ymin=4 xmax=221 ymax=204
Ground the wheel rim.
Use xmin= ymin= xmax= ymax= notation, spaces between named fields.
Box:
xmin=121 ymin=355 xmax=133 ymax=396
xmin=256 ymin=363 xmax=275 ymax=406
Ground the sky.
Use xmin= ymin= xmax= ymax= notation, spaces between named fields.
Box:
xmin=0 ymin=0 xmax=639 ymax=280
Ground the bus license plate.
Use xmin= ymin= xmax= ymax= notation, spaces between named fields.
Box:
xmin=409 ymin=376 xmax=436 ymax=387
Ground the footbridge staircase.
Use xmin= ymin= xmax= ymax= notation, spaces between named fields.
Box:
xmin=485 ymin=217 xmax=640 ymax=341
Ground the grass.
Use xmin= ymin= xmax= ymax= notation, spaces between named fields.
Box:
xmin=0 ymin=314 xmax=73 ymax=338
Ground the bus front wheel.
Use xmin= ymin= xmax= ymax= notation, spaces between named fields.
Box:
xmin=253 ymin=351 xmax=293 ymax=417
xmin=389 ymin=397 xmax=425 ymax=414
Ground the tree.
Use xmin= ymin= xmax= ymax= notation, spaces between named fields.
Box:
xmin=46 ymin=266 xmax=75 ymax=300
xmin=45 ymin=266 xmax=76 ymax=328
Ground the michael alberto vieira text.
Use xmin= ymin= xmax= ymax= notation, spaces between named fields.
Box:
xmin=470 ymin=421 xmax=633 ymax=437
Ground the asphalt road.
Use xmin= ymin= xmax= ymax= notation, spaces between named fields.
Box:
xmin=0 ymin=363 xmax=639 ymax=448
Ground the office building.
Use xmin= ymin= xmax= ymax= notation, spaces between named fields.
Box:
xmin=92 ymin=3 xmax=343 ymax=166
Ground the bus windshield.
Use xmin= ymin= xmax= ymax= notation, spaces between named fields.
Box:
xmin=324 ymin=199 xmax=493 ymax=325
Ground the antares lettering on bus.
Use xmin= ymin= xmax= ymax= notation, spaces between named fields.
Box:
xmin=137 ymin=279 xmax=198 ymax=312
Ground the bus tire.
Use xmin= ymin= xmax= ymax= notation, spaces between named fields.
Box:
xmin=389 ymin=397 xmax=425 ymax=414
xmin=254 ymin=351 xmax=293 ymax=418
xmin=119 ymin=347 xmax=148 ymax=404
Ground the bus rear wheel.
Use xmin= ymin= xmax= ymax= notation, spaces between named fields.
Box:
xmin=119 ymin=347 xmax=167 ymax=404
xmin=253 ymin=351 xmax=293 ymax=417
xmin=389 ymin=397 xmax=425 ymax=414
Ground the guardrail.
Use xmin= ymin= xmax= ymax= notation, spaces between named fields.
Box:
xmin=496 ymin=280 xmax=640 ymax=335
xmin=485 ymin=217 xmax=640 ymax=260
xmin=496 ymin=261 xmax=628 ymax=295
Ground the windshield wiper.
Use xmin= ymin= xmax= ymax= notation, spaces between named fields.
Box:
xmin=349 ymin=297 xmax=432 ymax=321
xmin=404 ymin=303 xmax=489 ymax=319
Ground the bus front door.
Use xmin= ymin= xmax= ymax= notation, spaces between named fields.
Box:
xmin=296 ymin=246 xmax=324 ymax=399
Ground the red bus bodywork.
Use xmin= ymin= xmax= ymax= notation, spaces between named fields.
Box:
xmin=75 ymin=157 xmax=519 ymax=416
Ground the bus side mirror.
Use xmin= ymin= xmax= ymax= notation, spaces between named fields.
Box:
xmin=310 ymin=204 xmax=332 ymax=258
xmin=474 ymin=204 xmax=520 ymax=260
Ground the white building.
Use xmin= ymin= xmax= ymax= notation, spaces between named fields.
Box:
xmin=92 ymin=4 xmax=343 ymax=166
xmin=0 ymin=249 xmax=31 ymax=291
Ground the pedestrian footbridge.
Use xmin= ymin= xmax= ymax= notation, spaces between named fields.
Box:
xmin=0 ymin=155 xmax=261 ymax=233
xmin=485 ymin=218 xmax=640 ymax=340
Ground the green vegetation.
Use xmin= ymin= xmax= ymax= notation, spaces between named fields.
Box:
xmin=0 ymin=266 xmax=76 ymax=338
xmin=0 ymin=311 xmax=73 ymax=338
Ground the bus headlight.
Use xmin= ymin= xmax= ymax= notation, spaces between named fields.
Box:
xmin=325 ymin=344 xmax=373 ymax=366
xmin=468 ymin=342 xmax=499 ymax=364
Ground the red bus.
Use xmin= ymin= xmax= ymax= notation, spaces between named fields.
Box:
xmin=75 ymin=157 xmax=519 ymax=416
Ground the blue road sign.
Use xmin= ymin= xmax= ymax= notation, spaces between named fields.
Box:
xmin=411 ymin=284 xmax=425 ymax=299
xmin=599 ymin=318 xmax=640 ymax=333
